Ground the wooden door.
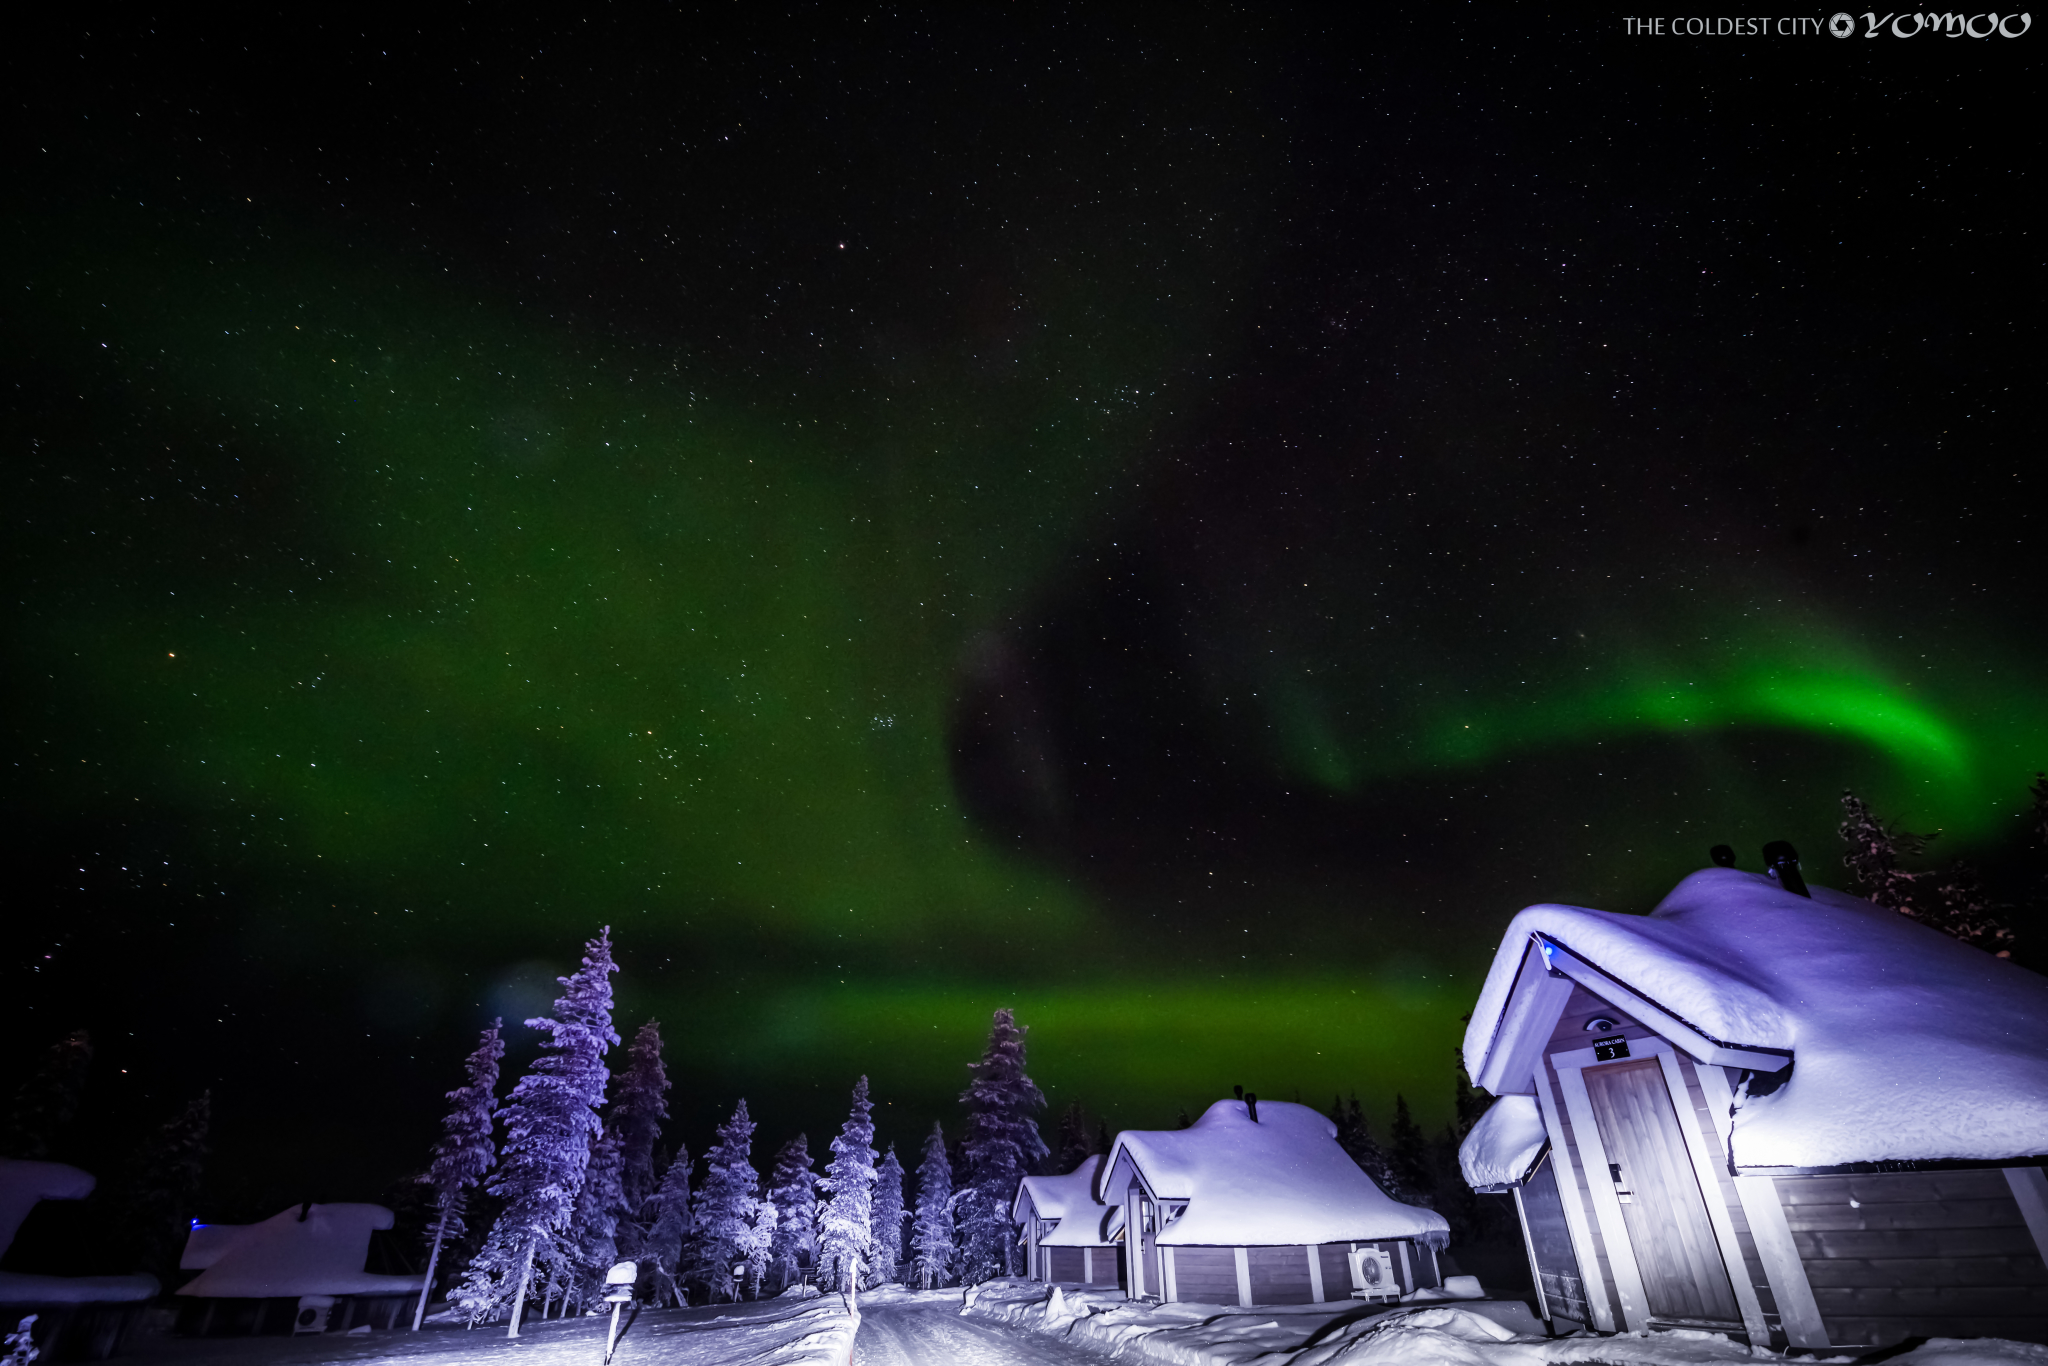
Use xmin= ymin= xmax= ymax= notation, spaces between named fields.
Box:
xmin=1583 ymin=1058 xmax=1741 ymax=1327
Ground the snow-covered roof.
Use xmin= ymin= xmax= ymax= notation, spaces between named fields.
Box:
xmin=1462 ymin=867 xmax=2048 ymax=1170
xmin=176 ymin=1203 xmax=424 ymax=1299
xmin=1458 ymin=1095 xmax=1548 ymax=1190
xmin=1013 ymin=1155 xmax=1114 ymax=1246
xmin=0 ymin=1160 xmax=94 ymax=1260
xmin=1103 ymin=1099 xmax=1449 ymax=1246
xmin=0 ymin=1160 xmax=157 ymax=1306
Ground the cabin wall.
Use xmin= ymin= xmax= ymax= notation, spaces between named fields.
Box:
xmin=1161 ymin=1240 xmax=1429 ymax=1305
xmin=1773 ymin=1168 xmax=2048 ymax=1347
xmin=1167 ymin=1247 xmax=1239 ymax=1303
xmin=1246 ymin=1246 xmax=1315 ymax=1304
xmin=1048 ymin=1247 xmax=1085 ymax=1282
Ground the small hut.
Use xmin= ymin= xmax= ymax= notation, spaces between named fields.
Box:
xmin=1459 ymin=867 xmax=2048 ymax=1351
xmin=1013 ymin=1154 xmax=1121 ymax=1288
xmin=0 ymin=1159 xmax=157 ymax=1360
xmin=174 ymin=1202 xmax=424 ymax=1336
xmin=1099 ymin=1098 xmax=1448 ymax=1306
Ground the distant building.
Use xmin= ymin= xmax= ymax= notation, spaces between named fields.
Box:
xmin=1097 ymin=1098 xmax=1448 ymax=1306
xmin=1013 ymin=1154 xmax=1121 ymax=1288
xmin=175 ymin=1202 xmax=424 ymax=1336
xmin=1459 ymin=867 xmax=2048 ymax=1351
xmin=0 ymin=1159 xmax=157 ymax=1361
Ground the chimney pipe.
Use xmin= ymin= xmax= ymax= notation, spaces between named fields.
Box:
xmin=1233 ymin=1084 xmax=1243 ymax=1100
xmin=1762 ymin=840 xmax=1810 ymax=898
xmin=1245 ymin=1093 xmax=1259 ymax=1122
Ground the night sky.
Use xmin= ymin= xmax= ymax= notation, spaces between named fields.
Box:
xmin=7 ymin=8 xmax=2040 ymax=1222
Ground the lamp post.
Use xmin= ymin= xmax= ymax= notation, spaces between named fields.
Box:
xmin=601 ymin=1261 xmax=637 ymax=1366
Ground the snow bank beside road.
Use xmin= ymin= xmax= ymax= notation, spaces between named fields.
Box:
xmin=964 ymin=1280 xmax=2044 ymax=1366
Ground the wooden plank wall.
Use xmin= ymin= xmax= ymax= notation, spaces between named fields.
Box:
xmin=1317 ymin=1243 xmax=1351 ymax=1297
xmin=1170 ymin=1247 xmax=1240 ymax=1303
xmin=1246 ymin=1246 xmax=1315 ymax=1304
xmin=1779 ymin=1169 xmax=2048 ymax=1346
xmin=1048 ymin=1247 xmax=1086 ymax=1282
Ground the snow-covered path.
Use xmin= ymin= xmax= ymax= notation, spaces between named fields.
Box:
xmin=116 ymin=1295 xmax=860 ymax=1365
xmin=854 ymin=1292 xmax=1108 ymax=1366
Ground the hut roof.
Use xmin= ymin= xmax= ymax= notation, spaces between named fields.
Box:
xmin=1462 ymin=868 xmax=2048 ymax=1170
xmin=1104 ymin=1099 xmax=1447 ymax=1247
xmin=1013 ymin=1154 xmax=1115 ymax=1245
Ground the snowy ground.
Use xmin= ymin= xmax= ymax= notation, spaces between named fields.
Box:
xmin=109 ymin=1292 xmax=858 ymax=1366
xmin=853 ymin=1287 xmax=1107 ymax=1365
xmin=961 ymin=1280 xmax=2048 ymax=1366
xmin=54 ymin=1283 xmax=2048 ymax=1366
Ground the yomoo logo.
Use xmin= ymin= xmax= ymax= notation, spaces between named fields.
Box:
xmin=1844 ymin=10 xmax=2033 ymax=35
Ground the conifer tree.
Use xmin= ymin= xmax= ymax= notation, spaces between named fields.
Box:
xmin=2 ymin=1030 xmax=92 ymax=1161
xmin=1329 ymin=1092 xmax=1403 ymax=1198
xmin=816 ymin=1077 xmax=877 ymax=1291
xmin=868 ymin=1145 xmax=906 ymax=1285
xmin=910 ymin=1122 xmax=955 ymax=1290
xmin=641 ymin=1145 xmax=692 ymax=1305
xmin=692 ymin=1101 xmax=762 ymax=1302
xmin=1053 ymin=1102 xmax=1095 ymax=1175
xmin=764 ymin=1134 xmax=818 ymax=1291
xmin=957 ymin=1009 xmax=1046 ymax=1282
xmin=106 ymin=1091 xmax=210 ymax=1280
xmin=1839 ymin=791 xmax=1928 ymax=910
xmin=1841 ymin=789 xmax=2017 ymax=955
xmin=1387 ymin=1094 xmax=1434 ymax=1208
xmin=735 ymin=1196 xmax=778 ymax=1300
xmin=568 ymin=1132 xmax=627 ymax=1302
xmin=413 ymin=1020 xmax=503 ymax=1330
xmin=476 ymin=928 xmax=619 ymax=1335
xmin=610 ymin=1022 xmax=670 ymax=1235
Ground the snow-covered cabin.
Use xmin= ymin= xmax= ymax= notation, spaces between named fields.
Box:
xmin=1013 ymin=1154 xmax=1121 ymax=1287
xmin=1459 ymin=867 xmax=2048 ymax=1352
xmin=1099 ymin=1098 xmax=1449 ymax=1306
xmin=0 ymin=1159 xmax=157 ymax=1360
xmin=174 ymin=1202 xmax=424 ymax=1336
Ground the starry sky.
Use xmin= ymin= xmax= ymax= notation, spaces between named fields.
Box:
xmin=6 ymin=8 xmax=2040 ymax=1218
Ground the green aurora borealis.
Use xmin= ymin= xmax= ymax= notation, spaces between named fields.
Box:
xmin=8 ymin=9 xmax=2041 ymax=1209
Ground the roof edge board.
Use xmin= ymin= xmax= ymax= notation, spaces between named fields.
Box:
xmin=1534 ymin=932 xmax=1792 ymax=1073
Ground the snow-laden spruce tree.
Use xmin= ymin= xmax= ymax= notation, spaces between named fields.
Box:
xmin=735 ymin=1195 xmax=778 ymax=1300
xmin=475 ymin=927 xmax=619 ymax=1335
xmin=957 ymin=1009 xmax=1046 ymax=1282
xmin=610 ymin=1021 xmax=670 ymax=1254
xmin=412 ymin=1020 xmax=503 ymax=1330
xmin=1840 ymin=789 xmax=2017 ymax=955
xmin=2 ymin=1029 xmax=93 ymax=1161
xmin=565 ymin=1131 xmax=627 ymax=1308
xmin=640 ymin=1145 xmax=691 ymax=1306
xmin=910 ymin=1122 xmax=954 ymax=1289
xmin=692 ymin=1100 xmax=762 ymax=1302
xmin=816 ymin=1076 xmax=877 ymax=1292
xmin=764 ymin=1134 xmax=817 ymax=1291
xmin=868 ymin=1144 xmax=906 ymax=1285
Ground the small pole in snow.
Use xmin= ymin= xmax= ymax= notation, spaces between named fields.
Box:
xmin=600 ymin=1260 xmax=637 ymax=1366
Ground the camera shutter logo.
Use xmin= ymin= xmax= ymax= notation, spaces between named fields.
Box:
xmin=1829 ymin=12 xmax=1856 ymax=37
